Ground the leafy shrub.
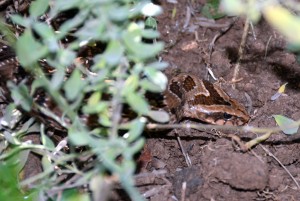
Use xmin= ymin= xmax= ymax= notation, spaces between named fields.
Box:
xmin=0 ymin=0 xmax=168 ymax=200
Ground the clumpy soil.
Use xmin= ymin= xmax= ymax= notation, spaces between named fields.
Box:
xmin=135 ymin=1 xmax=300 ymax=201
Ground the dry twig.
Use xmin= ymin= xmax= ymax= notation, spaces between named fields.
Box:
xmin=232 ymin=18 xmax=250 ymax=86
xmin=260 ymin=144 xmax=300 ymax=189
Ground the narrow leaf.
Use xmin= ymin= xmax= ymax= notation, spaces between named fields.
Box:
xmin=102 ymin=40 xmax=124 ymax=66
xmin=16 ymin=30 xmax=48 ymax=67
xmin=126 ymin=93 xmax=150 ymax=114
xmin=273 ymin=115 xmax=299 ymax=135
xmin=125 ymin=119 xmax=145 ymax=142
xmin=33 ymin=23 xmax=58 ymax=52
xmin=64 ymin=69 xmax=85 ymax=101
xmin=144 ymin=68 xmax=167 ymax=91
xmin=145 ymin=17 xmax=158 ymax=30
xmin=122 ymin=23 xmax=164 ymax=60
xmin=147 ymin=110 xmax=170 ymax=123
xmin=41 ymin=126 xmax=55 ymax=149
xmin=8 ymin=82 xmax=33 ymax=112
xmin=122 ymin=75 xmax=139 ymax=95
xmin=30 ymin=0 xmax=49 ymax=17
xmin=10 ymin=14 xmax=31 ymax=27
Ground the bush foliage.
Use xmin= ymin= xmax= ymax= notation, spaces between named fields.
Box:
xmin=0 ymin=0 xmax=167 ymax=200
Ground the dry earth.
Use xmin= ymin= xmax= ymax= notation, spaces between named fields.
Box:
xmin=133 ymin=1 xmax=300 ymax=201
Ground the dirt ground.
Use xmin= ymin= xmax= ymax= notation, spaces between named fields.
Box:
xmin=134 ymin=1 xmax=300 ymax=201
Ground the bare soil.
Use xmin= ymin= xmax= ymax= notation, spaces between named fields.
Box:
xmin=136 ymin=1 xmax=300 ymax=201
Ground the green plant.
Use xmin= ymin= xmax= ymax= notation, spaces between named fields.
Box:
xmin=0 ymin=0 xmax=168 ymax=200
xmin=0 ymin=151 xmax=37 ymax=201
xmin=201 ymin=0 xmax=225 ymax=19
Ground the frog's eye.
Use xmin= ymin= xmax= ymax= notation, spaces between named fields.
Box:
xmin=223 ymin=113 xmax=233 ymax=120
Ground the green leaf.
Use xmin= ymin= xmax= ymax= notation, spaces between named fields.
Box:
xmin=0 ymin=21 xmax=17 ymax=44
xmin=16 ymin=150 xmax=30 ymax=173
xmin=33 ymin=23 xmax=58 ymax=52
xmin=3 ymin=131 xmax=20 ymax=145
xmin=146 ymin=61 xmax=168 ymax=70
xmin=10 ymin=14 xmax=31 ymax=27
xmin=144 ymin=67 xmax=167 ymax=91
xmin=125 ymin=138 xmax=145 ymax=157
xmin=220 ymin=0 xmax=246 ymax=16
xmin=60 ymin=189 xmax=90 ymax=201
xmin=51 ymin=68 xmax=65 ymax=90
xmin=30 ymin=0 xmax=49 ymax=18
xmin=68 ymin=123 xmax=91 ymax=146
xmin=97 ymin=138 xmax=127 ymax=161
xmin=8 ymin=82 xmax=33 ymax=112
xmin=58 ymin=9 xmax=89 ymax=37
xmin=125 ymin=118 xmax=145 ymax=142
xmin=99 ymin=113 xmax=111 ymax=127
xmin=147 ymin=110 xmax=170 ymax=123
xmin=140 ymin=79 xmax=162 ymax=92
xmin=201 ymin=0 xmax=225 ymax=19
xmin=0 ymin=162 xmax=27 ymax=200
xmin=119 ymin=159 xmax=135 ymax=175
xmin=102 ymin=40 xmax=124 ymax=66
xmin=122 ymin=23 xmax=164 ymax=60
xmin=50 ymin=0 xmax=82 ymax=16
xmin=263 ymin=3 xmax=300 ymax=45
xmin=1 ymin=104 xmax=18 ymax=129
xmin=221 ymin=0 xmax=260 ymax=22
xmin=88 ymin=92 xmax=101 ymax=106
xmin=64 ymin=69 xmax=85 ymax=101
xmin=126 ymin=93 xmax=150 ymax=115
xmin=58 ymin=49 xmax=76 ymax=66
xmin=90 ymin=175 xmax=106 ymax=201
xmin=19 ymin=117 xmax=37 ymax=133
xmin=76 ymin=18 xmax=106 ymax=41
xmin=41 ymin=134 xmax=55 ymax=149
xmin=125 ymin=38 xmax=163 ymax=60
xmin=83 ymin=102 xmax=108 ymax=114
xmin=31 ymin=79 xmax=46 ymax=96
xmin=142 ymin=29 xmax=160 ymax=39
xmin=69 ymin=130 xmax=90 ymax=146
xmin=122 ymin=74 xmax=139 ymax=95
xmin=108 ymin=6 xmax=130 ymax=21
xmin=16 ymin=30 xmax=48 ymax=67
xmin=273 ymin=115 xmax=299 ymax=135
xmin=83 ymin=92 xmax=109 ymax=114
xmin=145 ymin=17 xmax=158 ymax=30
xmin=41 ymin=155 xmax=53 ymax=172
xmin=41 ymin=126 xmax=55 ymax=149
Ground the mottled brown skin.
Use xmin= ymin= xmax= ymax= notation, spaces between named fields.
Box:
xmin=165 ymin=73 xmax=250 ymax=126
xmin=0 ymin=42 xmax=18 ymax=82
